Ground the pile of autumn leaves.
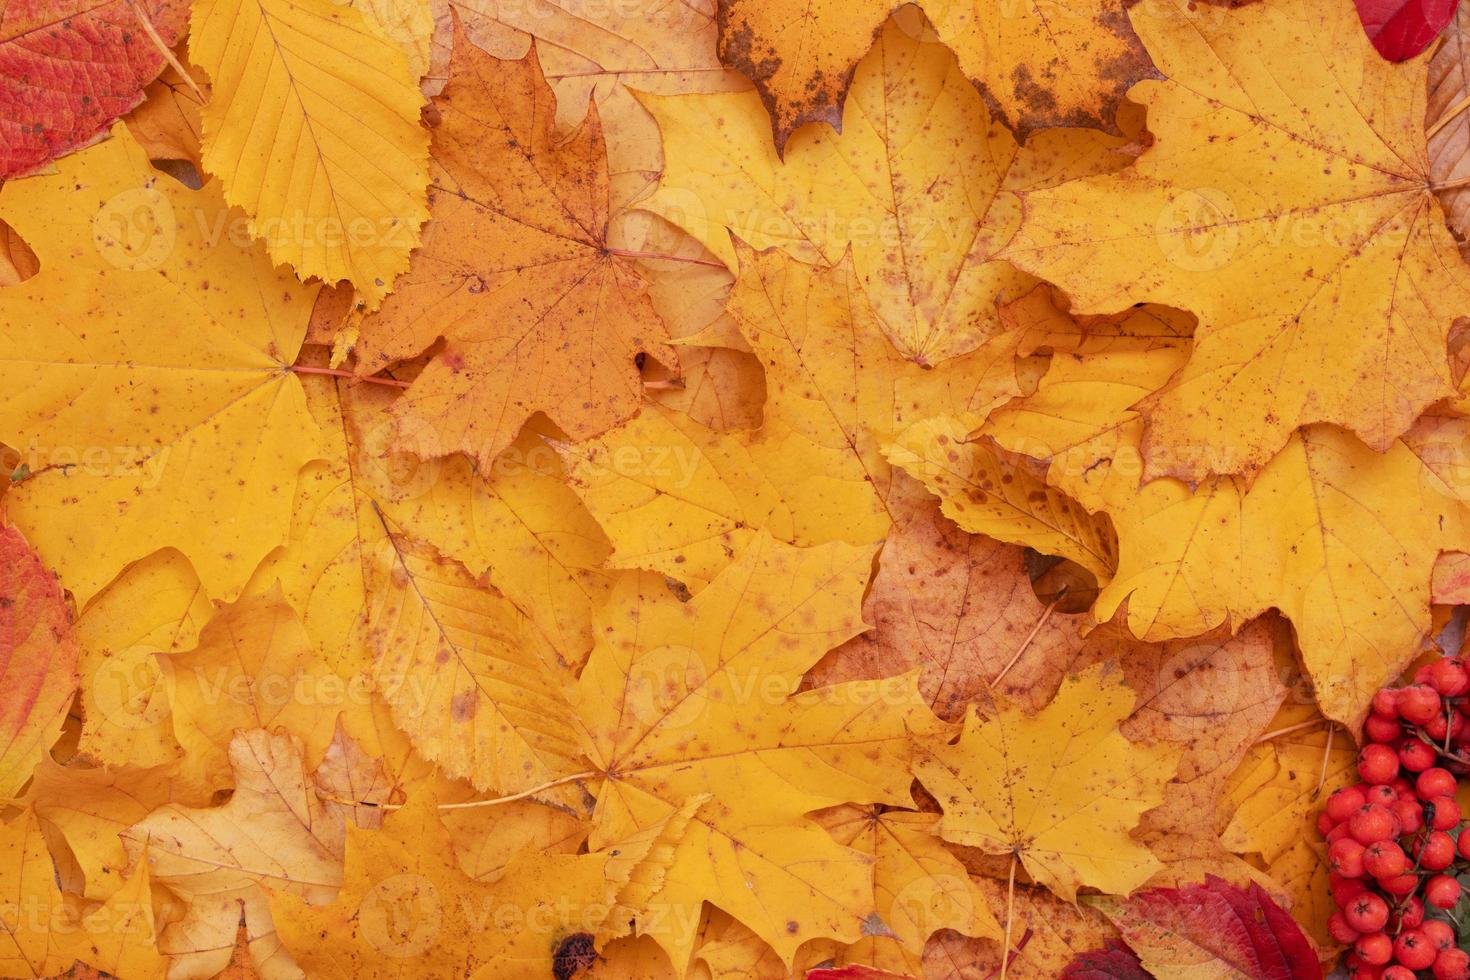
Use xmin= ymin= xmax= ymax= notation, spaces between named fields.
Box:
xmin=7 ymin=0 xmax=1470 ymax=975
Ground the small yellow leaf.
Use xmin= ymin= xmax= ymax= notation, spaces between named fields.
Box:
xmin=917 ymin=664 xmax=1181 ymax=901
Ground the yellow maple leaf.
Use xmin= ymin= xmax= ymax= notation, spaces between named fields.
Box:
xmin=573 ymin=534 xmax=946 ymax=966
xmin=814 ymin=806 xmax=1003 ymax=975
xmin=0 ymin=126 xmax=321 ymax=606
xmin=1003 ymin=0 xmax=1470 ymax=479
xmin=917 ymin=664 xmax=1181 ymax=901
xmin=190 ymin=0 xmax=430 ymax=305
xmin=356 ymin=22 xmax=676 ymax=467
xmin=642 ymin=13 xmax=1128 ymax=364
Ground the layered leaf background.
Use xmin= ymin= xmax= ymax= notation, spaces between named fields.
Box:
xmin=2 ymin=0 xmax=1470 ymax=976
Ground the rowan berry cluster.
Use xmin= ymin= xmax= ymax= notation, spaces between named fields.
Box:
xmin=1325 ymin=660 xmax=1470 ymax=979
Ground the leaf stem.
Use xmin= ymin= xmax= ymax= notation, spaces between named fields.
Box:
xmin=988 ymin=588 xmax=1065 ymax=691
xmin=999 ymin=853 xmax=1018 ymax=980
xmin=604 ymin=247 xmax=725 ymax=268
xmin=323 ymin=771 xmax=598 ymax=811
xmin=124 ymin=0 xmax=205 ymax=101
xmin=291 ymin=364 xmax=412 ymax=388
xmin=1430 ymin=173 xmax=1470 ymax=192
xmin=1313 ymin=725 xmax=1334 ymax=799
xmin=1429 ymin=91 xmax=1470 ymax=141
xmin=1251 ymin=718 xmax=1326 ymax=745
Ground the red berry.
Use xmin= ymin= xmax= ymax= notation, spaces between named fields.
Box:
xmin=1423 ymin=919 xmax=1456 ymax=952
xmin=1427 ymin=875 xmax=1463 ymax=909
xmin=1419 ymin=665 xmax=1439 ymax=685
xmin=1363 ymin=840 xmax=1407 ymax=877
xmin=1392 ymin=798 xmax=1425 ymax=834
xmin=1358 ymin=932 xmax=1393 ymax=965
xmin=1384 ymin=968 xmax=1416 ymax=980
xmin=1379 ymin=871 xmax=1421 ymax=896
xmin=1347 ymin=893 xmax=1391 ymax=932
xmin=1330 ymin=837 xmax=1367 ymax=876
xmin=1427 ymin=711 xmax=1467 ymax=742
xmin=1329 ymin=785 xmax=1369 ymax=821
xmin=1430 ymin=659 xmax=1470 ymax=697
xmin=1367 ymin=784 xmax=1398 ymax=806
xmin=1361 ymin=744 xmax=1401 ymax=784
xmin=1397 ymin=930 xmax=1439 ymax=971
xmin=1400 ymin=738 xmax=1438 ymax=772
xmin=1366 ymin=714 xmax=1400 ymax=743
xmin=1435 ymin=949 xmax=1470 ymax=980
xmin=1335 ymin=877 xmax=1370 ymax=908
xmin=1428 ymin=795 xmax=1462 ymax=830
xmin=1418 ymin=767 xmax=1458 ymax=800
xmin=1418 ymin=831 xmax=1458 ymax=870
xmin=1395 ymin=896 xmax=1425 ymax=930
xmin=1459 ymin=829 xmax=1470 ymax=861
xmin=1316 ymin=811 xmax=1335 ymax=836
xmin=1374 ymin=688 xmax=1402 ymax=718
xmin=1350 ymin=805 xmax=1397 ymax=844
xmin=1402 ymin=685 xmax=1445 ymax=725
xmin=1329 ymin=910 xmax=1361 ymax=943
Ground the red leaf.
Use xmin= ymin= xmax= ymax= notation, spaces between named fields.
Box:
xmin=0 ymin=0 xmax=188 ymax=178
xmin=1101 ymin=876 xmax=1322 ymax=980
xmin=1355 ymin=0 xmax=1459 ymax=60
xmin=1060 ymin=941 xmax=1151 ymax=979
xmin=0 ymin=522 xmax=80 ymax=796
xmin=806 ymin=968 xmax=915 ymax=980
